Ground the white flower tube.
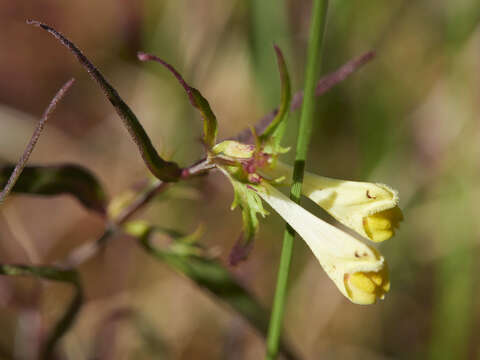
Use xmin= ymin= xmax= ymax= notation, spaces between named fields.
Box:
xmin=260 ymin=162 xmax=403 ymax=242
xmin=257 ymin=182 xmax=390 ymax=305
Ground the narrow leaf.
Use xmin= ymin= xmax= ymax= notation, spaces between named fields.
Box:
xmin=138 ymin=52 xmax=218 ymax=149
xmin=0 ymin=78 xmax=75 ymax=203
xmin=0 ymin=164 xmax=107 ymax=214
xmin=124 ymin=221 xmax=299 ymax=360
xmin=0 ymin=264 xmax=83 ymax=360
xmin=235 ymin=51 xmax=376 ymax=143
xmin=27 ymin=20 xmax=182 ymax=182
xmin=258 ymin=46 xmax=291 ymax=147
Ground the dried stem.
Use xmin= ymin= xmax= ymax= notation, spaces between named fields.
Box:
xmin=0 ymin=78 xmax=75 ymax=203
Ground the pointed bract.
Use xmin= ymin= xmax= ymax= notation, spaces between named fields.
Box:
xmin=218 ymin=166 xmax=268 ymax=264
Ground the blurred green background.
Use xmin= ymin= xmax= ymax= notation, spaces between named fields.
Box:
xmin=1 ymin=0 xmax=480 ymax=359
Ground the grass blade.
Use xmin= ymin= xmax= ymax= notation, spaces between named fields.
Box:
xmin=265 ymin=1 xmax=329 ymax=359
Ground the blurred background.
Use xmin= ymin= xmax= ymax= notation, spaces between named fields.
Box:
xmin=1 ymin=0 xmax=480 ymax=359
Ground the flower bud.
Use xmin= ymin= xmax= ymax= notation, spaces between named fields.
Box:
xmin=211 ymin=140 xmax=255 ymax=160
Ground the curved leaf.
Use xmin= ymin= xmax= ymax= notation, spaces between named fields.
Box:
xmin=258 ymin=46 xmax=292 ymax=148
xmin=0 ymin=264 xmax=83 ymax=360
xmin=0 ymin=164 xmax=107 ymax=214
xmin=138 ymin=52 xmax=218 ymax=149
xmin=27 ymin=20 xmax=182 ymax=182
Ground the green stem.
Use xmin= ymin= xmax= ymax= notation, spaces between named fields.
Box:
xmin=265 ymin=1 xmax=329 ymax=359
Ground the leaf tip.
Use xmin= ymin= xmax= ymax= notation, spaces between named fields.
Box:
xmin=273 ymin=45 xmax=286 ymax=65
xmin=137 ymin=51 xmax=149 ymax=62
xmin=229 ymin=234 xmax=254 ymax=266
xmin=365 ymin=50 xmax=377 ymax=60
xmin=273 ymin=44 xmax=281 ymax=56
xmin=26 ymin=19 xmax=40 ymax=26
xmin=26 ymin=19 xmax=48 ymax=31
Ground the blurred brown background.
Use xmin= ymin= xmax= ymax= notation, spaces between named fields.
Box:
xmin=1 ymin=1 xmax=480 ymax=359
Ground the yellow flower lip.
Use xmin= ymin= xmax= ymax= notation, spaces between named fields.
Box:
xmin=258 ymin=161 xmax=403 ymax=242
xmin=363 ymin=206 xmax=403 ymax=242
xmin=257 ymin=182 xmax=390 ymax=305
xmin=345 ymin=265 xmax=390 ymax=305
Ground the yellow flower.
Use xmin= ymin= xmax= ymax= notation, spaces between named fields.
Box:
xmin=257 ymin=182 xmax=390 ymax=305
xmin=211 ymin=140 xmax=398 ymax=303
xmin=260 ymin=161 xmax=403 ymax=242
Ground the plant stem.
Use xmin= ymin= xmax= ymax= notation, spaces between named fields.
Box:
xmin=265 ymin=1 xmax=329 ymax=359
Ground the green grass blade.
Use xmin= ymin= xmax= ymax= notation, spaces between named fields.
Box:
xmin=265 ymin=1 xmax=329 ymax=359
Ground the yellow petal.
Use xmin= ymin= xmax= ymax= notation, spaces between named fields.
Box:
xmin=346 ymin=265 xmax=390 ymax=304
xmin=363 ymin=206 xmax=404 ymax=242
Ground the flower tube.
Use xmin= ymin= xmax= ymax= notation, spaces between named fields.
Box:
xmin=260 ymin=162 xmax=403 ymax=242
xmin=257 ymin=182 xmax=390 ymax=304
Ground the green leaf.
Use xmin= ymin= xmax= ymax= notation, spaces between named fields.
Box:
xmin=137 ymin=52 xmax=218 ymax=149
xmin=124 ymin=221 xmax=299 ymax=360
xmin=27 ymin=20 xmax=182 ymax=182
xmin=0 ymin=164 xmax=107 ymax=214
xmin=0 ymin=264 xmax=83 ymax=360
xmin=258 ymin=46 xmax=291 ymax=151
xmin=191 ymin=88 xmax=218 ymax=149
